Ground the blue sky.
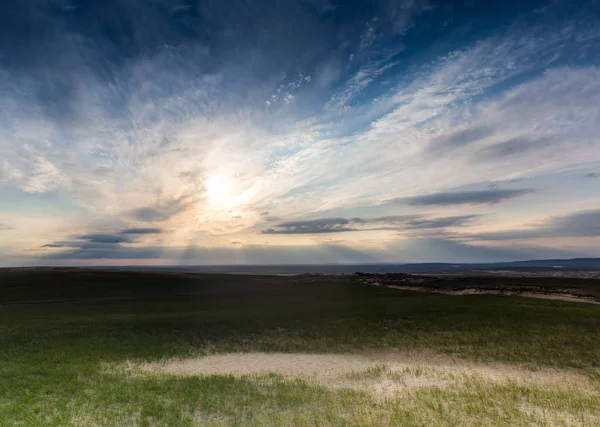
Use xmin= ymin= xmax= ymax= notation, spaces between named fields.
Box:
xmin=1 ymin=0 xmax=600 ymax=265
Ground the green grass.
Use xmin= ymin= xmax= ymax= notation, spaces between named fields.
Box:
xmin=1 ymin=269 xmax=600 ymax=425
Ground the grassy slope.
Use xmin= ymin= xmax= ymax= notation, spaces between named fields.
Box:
xmin=1 ymin=269 xmax=600 ymax=425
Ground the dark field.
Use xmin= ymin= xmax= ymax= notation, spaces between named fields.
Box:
xmin=1 ymin=268 xmax=600 ymax=425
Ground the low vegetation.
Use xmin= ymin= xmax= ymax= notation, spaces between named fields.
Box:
xmin=1 ymin=268 xmax=599 ymax=425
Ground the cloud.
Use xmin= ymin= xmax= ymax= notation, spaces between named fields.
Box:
xmin=264 ymin=218 xmax=354 ymax=234
xmin=77 ymin=233 xmax=134 ymax=244
xmin=263 ymin=214 xmax=480 ymax=234
xmin=36 ymin=237 xmax=584 ymax=264
xmin=379 ymin=237 xmax=584 ymax=264
xmin=2 ymin=2 xmax=600 ymax=264
xmin=2 ymin=3 xmax=597 ymax=220
xmin=130 ymin=208 xmax=169 ymax=222
xmin=41 ymin=241 xmax=121 ymax=249
xmin=129 ymin=197 xmax=192 ymax=222
xmin=120 ymin=228 xmax=163 ymax=235
xmin=40 ymin=227 xmax=162 ymax=249
xmin=427 ymin=125 xmax=497 ymax=154
xmin=473 ymin=136 xmax=550 ymax=160
xmin=396 ymin=189 xmax=535 ymax=206
xmin=39 ymin=243 xmax=378 ymax=264
xmin=267 ymin=22 xmax=600 ymax=215
xmin=402 ymin=215 xmax=480 ymax=229
xmin=42 ymin=233 xmax=134 ymax=248
xmin=0 ymin=224 xmax=13 ymax=231
xmin=41 ymin=243 xmax=69 ymax=248
xmin=474 ymin=209 xmax=600 ymax=240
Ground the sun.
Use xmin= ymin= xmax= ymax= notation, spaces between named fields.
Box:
xmin=206 ymin=174 xmax=232 ymax=205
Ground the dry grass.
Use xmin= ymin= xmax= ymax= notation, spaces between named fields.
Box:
xmin=122 ymin=351 xmax=596 ymax=391
xmin=102 ymin=351 xmax=600 ymax=426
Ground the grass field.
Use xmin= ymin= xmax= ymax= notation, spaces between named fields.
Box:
xmin=1 ymin=269 xmax=600 ymax=426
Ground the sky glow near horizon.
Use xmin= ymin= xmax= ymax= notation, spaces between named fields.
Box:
xmin=1 ymin=0 xmax=600 ymax=266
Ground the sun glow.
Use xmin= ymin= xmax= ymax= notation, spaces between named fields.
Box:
xmin=206 ymin=174 xmax=232 ymax=206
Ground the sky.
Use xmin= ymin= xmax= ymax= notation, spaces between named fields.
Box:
xmin=1 ymin=0 xmax=600 ymax=266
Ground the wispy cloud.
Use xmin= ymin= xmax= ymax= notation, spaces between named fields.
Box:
xmin=263 ymin=214 xmax=480 ymax=234
xmin=40 ymin=227 xmax=163 ymax=249
xmin=3 ymin=6 xmax=597 ymax=218
xmin=36 ymin=237 xmax=584 ymax=264
xmin=1 ymin=1 xmax=600 ymax=264
xmin=120 ymin=228 xmax=163 ymax=235
xmin=395 ymin=189 xmax=535 ymax=206
xmin=42 ymin=233 xmax=133 ymax=248
xmin=40 ymin=243 xmax=379 ymax=264
xmin=378 ymin=237 xmax=584 ymax=264
xmin=77 ymin=234 xmax=134 ymax=244
xmin=427 ymin=125 xmax=497 ymax=154
xmin=473 ymin=136 xmax=552 ymax=161
xmin=474 ymin=209 xmax=600 ymax=240
xmin=129 ymin=197 xmax=193 ymax=222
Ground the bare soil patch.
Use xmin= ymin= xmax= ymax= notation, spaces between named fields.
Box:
xmin=355 ymin=273 xmax=600 ymax=304
xmin=116 ymin=352 xmax=597 ymax=399
xmin=382 ymin=284 xmax=600 ymax=304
